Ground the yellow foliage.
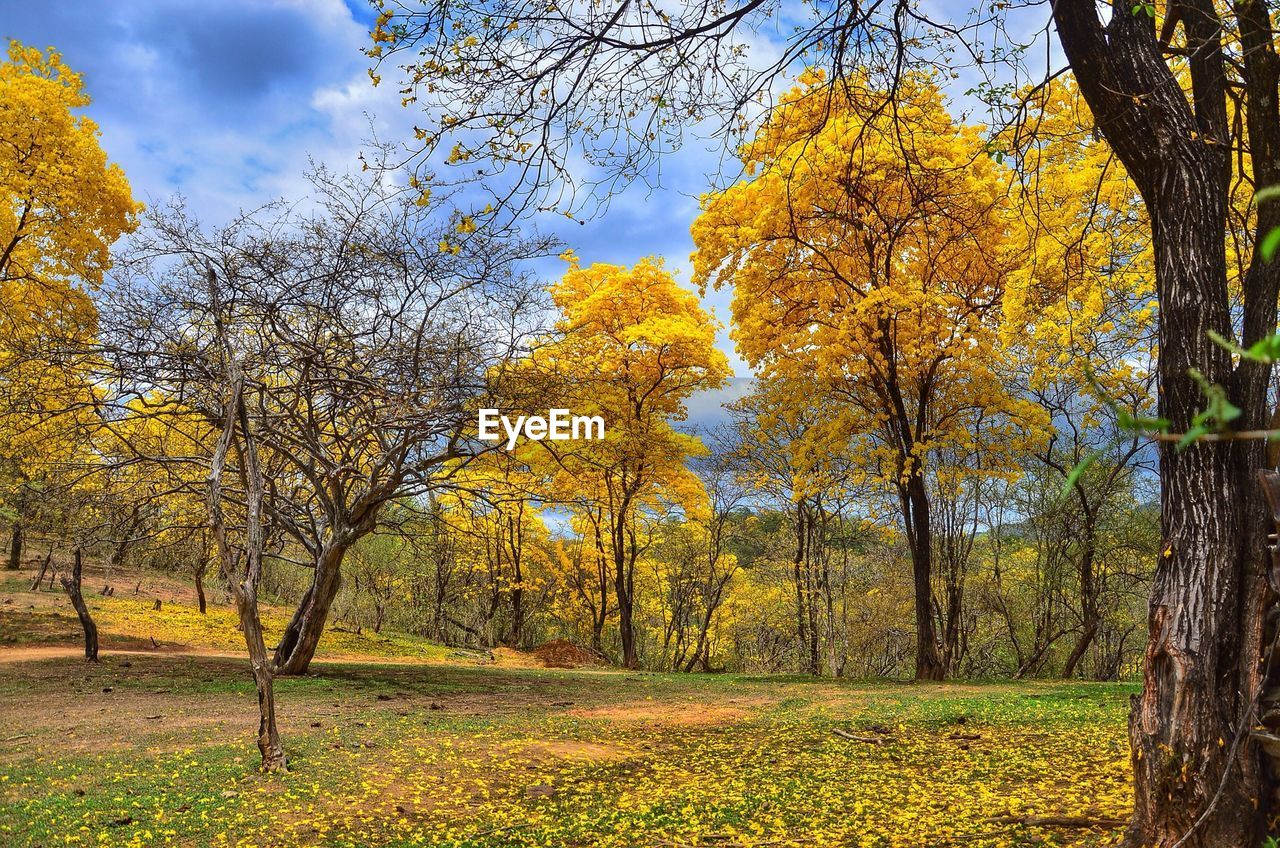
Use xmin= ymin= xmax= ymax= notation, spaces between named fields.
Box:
xmin=998 ymin=78 xmax=1156 ymax=403
xmin=0 ymin=41 xmax=140 ymax=290
xmin=519 ymin=257 xmax=730 ymax=518
xmin=0 ymin=41 xmax=140 ymax=516
xmin=692 ymin=72 xmax=1046 ymax=491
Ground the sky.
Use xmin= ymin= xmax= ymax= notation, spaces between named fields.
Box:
xmin=3 ymin=0 xmax=1058 ymax=431
xmin=3 ymin=0 xmax=766 ymax=427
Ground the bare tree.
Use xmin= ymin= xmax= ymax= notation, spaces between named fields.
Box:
xmin=681 ymin=427 xmax=750 ymax=672
xmin=205 ymin=326 xmax=285 ymax=771
xmin=96 ymin=166 xmax=552 ymax=675
xmin=60 ymin=547 xmax=97 ymax=662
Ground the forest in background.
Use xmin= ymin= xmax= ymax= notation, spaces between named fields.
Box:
xmin=2 ymin=46 xmax=1163 ymax=684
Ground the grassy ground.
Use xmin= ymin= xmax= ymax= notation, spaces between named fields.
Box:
xmin=0 ymin=570 xmax=456 ymax=663
xmin=0 ymin=564 xmax=1133 ymax=848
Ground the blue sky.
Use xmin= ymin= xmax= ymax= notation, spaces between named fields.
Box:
xmin=4 ymin=0 xmax=759 ymax=427
xmin=4 ymin=1 xmax=1059 ymax=430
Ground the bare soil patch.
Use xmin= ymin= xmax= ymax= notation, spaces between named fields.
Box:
xmin=530 ymin=639 xmax=608 ymax=669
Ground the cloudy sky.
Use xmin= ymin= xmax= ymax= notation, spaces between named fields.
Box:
xmin=5 ymin=0 xmax=766 ymax=426
xmin=5 ymin=1 xmax=1057 ymax=429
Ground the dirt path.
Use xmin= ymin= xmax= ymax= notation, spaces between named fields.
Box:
xmin=0 ymin=644 xmax=242 ymax=664
xmin=0 ymin=643 xmax=565 ymax=669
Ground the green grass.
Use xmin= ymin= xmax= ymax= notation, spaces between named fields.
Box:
xmin=1 ymin=585 xmax=454 ymax=663
xmin=0 ymin=654 xmax=1135 ymax=848
xmin=0 ymin=567 xmax=1134 ymax=847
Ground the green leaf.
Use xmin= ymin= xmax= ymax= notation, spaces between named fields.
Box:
xmin=1255 ymin=184 xmax=1280 ymax=205
xmin=1261 ymin=226 xmax=1280 ymax=262
xmin=1208 ymin=328 xmax=1280 ymax=364
xmin=1176 ymin=423 xmax=1211 ymax=451
xmin=1060 ymin=450 xmax=1100 ymax=499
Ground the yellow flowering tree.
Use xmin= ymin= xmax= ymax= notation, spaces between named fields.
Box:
xmin=692 ymin=72 xmax=1046 ymax=679
xmin=0 ymin=40 xmax=140 ymax=569
xmin=520 ymin=258 xmax=730 ymax=668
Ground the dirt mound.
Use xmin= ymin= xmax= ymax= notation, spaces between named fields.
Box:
xmin=531 ymin=639 xmax=609 ymax=669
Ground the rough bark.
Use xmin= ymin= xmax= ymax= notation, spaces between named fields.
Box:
xmin=901 ymin=474 xmax=944 ymax=680
xmin=60 ymin=548 xmax=98 ymax=662
xmin=1051 ymin=1 xmax=1280 ymax=843
xmin=272 ymin=543 xmax=346 ymax=675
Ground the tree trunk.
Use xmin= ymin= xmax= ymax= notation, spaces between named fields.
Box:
xmin=194 ymin=561 xmax=208 ymax=615
xmin=29 ymin=550 xmax=51 ymax=591
xmin=792 ymin=504 xmax=811 ymax=673
xmin=505 ymin=512 xmax=526 ymax=647
xmin=804 ymin=510 xmax=821 ymax=675
xmin=589 ymin=524 xmax=609 ymax=656
xmin=901 ymin=475 xmax=944 ymax=680
xmin=685 ymin=592 xmax=719 ymax=673
xmin=508 ymin=577 xmax=525 ymax=647
xmin=207 ymin=361 xmax=287 ymax=773
xmin=615 ymin=541 xmax=637 ymax=669
xmin=1061 ymin=537 xmax=1099 ymax=679
xmin=231 ymin=554 xmax=287 ymax=771
xmin=60 ymin=548 xmax=98 ymax=662
xmin=1049 ymin=4 xmax=1280 ymax=843
xmin=273 ymin=544 xmax=346 ymax=675
xmin=6 ymin=523 xmax=20 ymax=570
xmin=247 ymin=641 xmax=287 ymax=772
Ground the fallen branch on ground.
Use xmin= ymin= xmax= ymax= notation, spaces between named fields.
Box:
xmin=832 ymin=728 xmax=886 ymax=744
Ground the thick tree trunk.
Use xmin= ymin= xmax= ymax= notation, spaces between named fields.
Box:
xmin=6 ymin=523 xmax=20 ymax=570
xmin=901 ymin=476 xmax=944 ymax=680
xmin=1124 ymin=172 xmax=1261 ymax=843
xmin=60 ymin=548 xmax=98 ymax=662
xmin=1049 ymin=3 xmax=1279 ymax=840
xmin=273 ymin=544 xmax=346 ymax=675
